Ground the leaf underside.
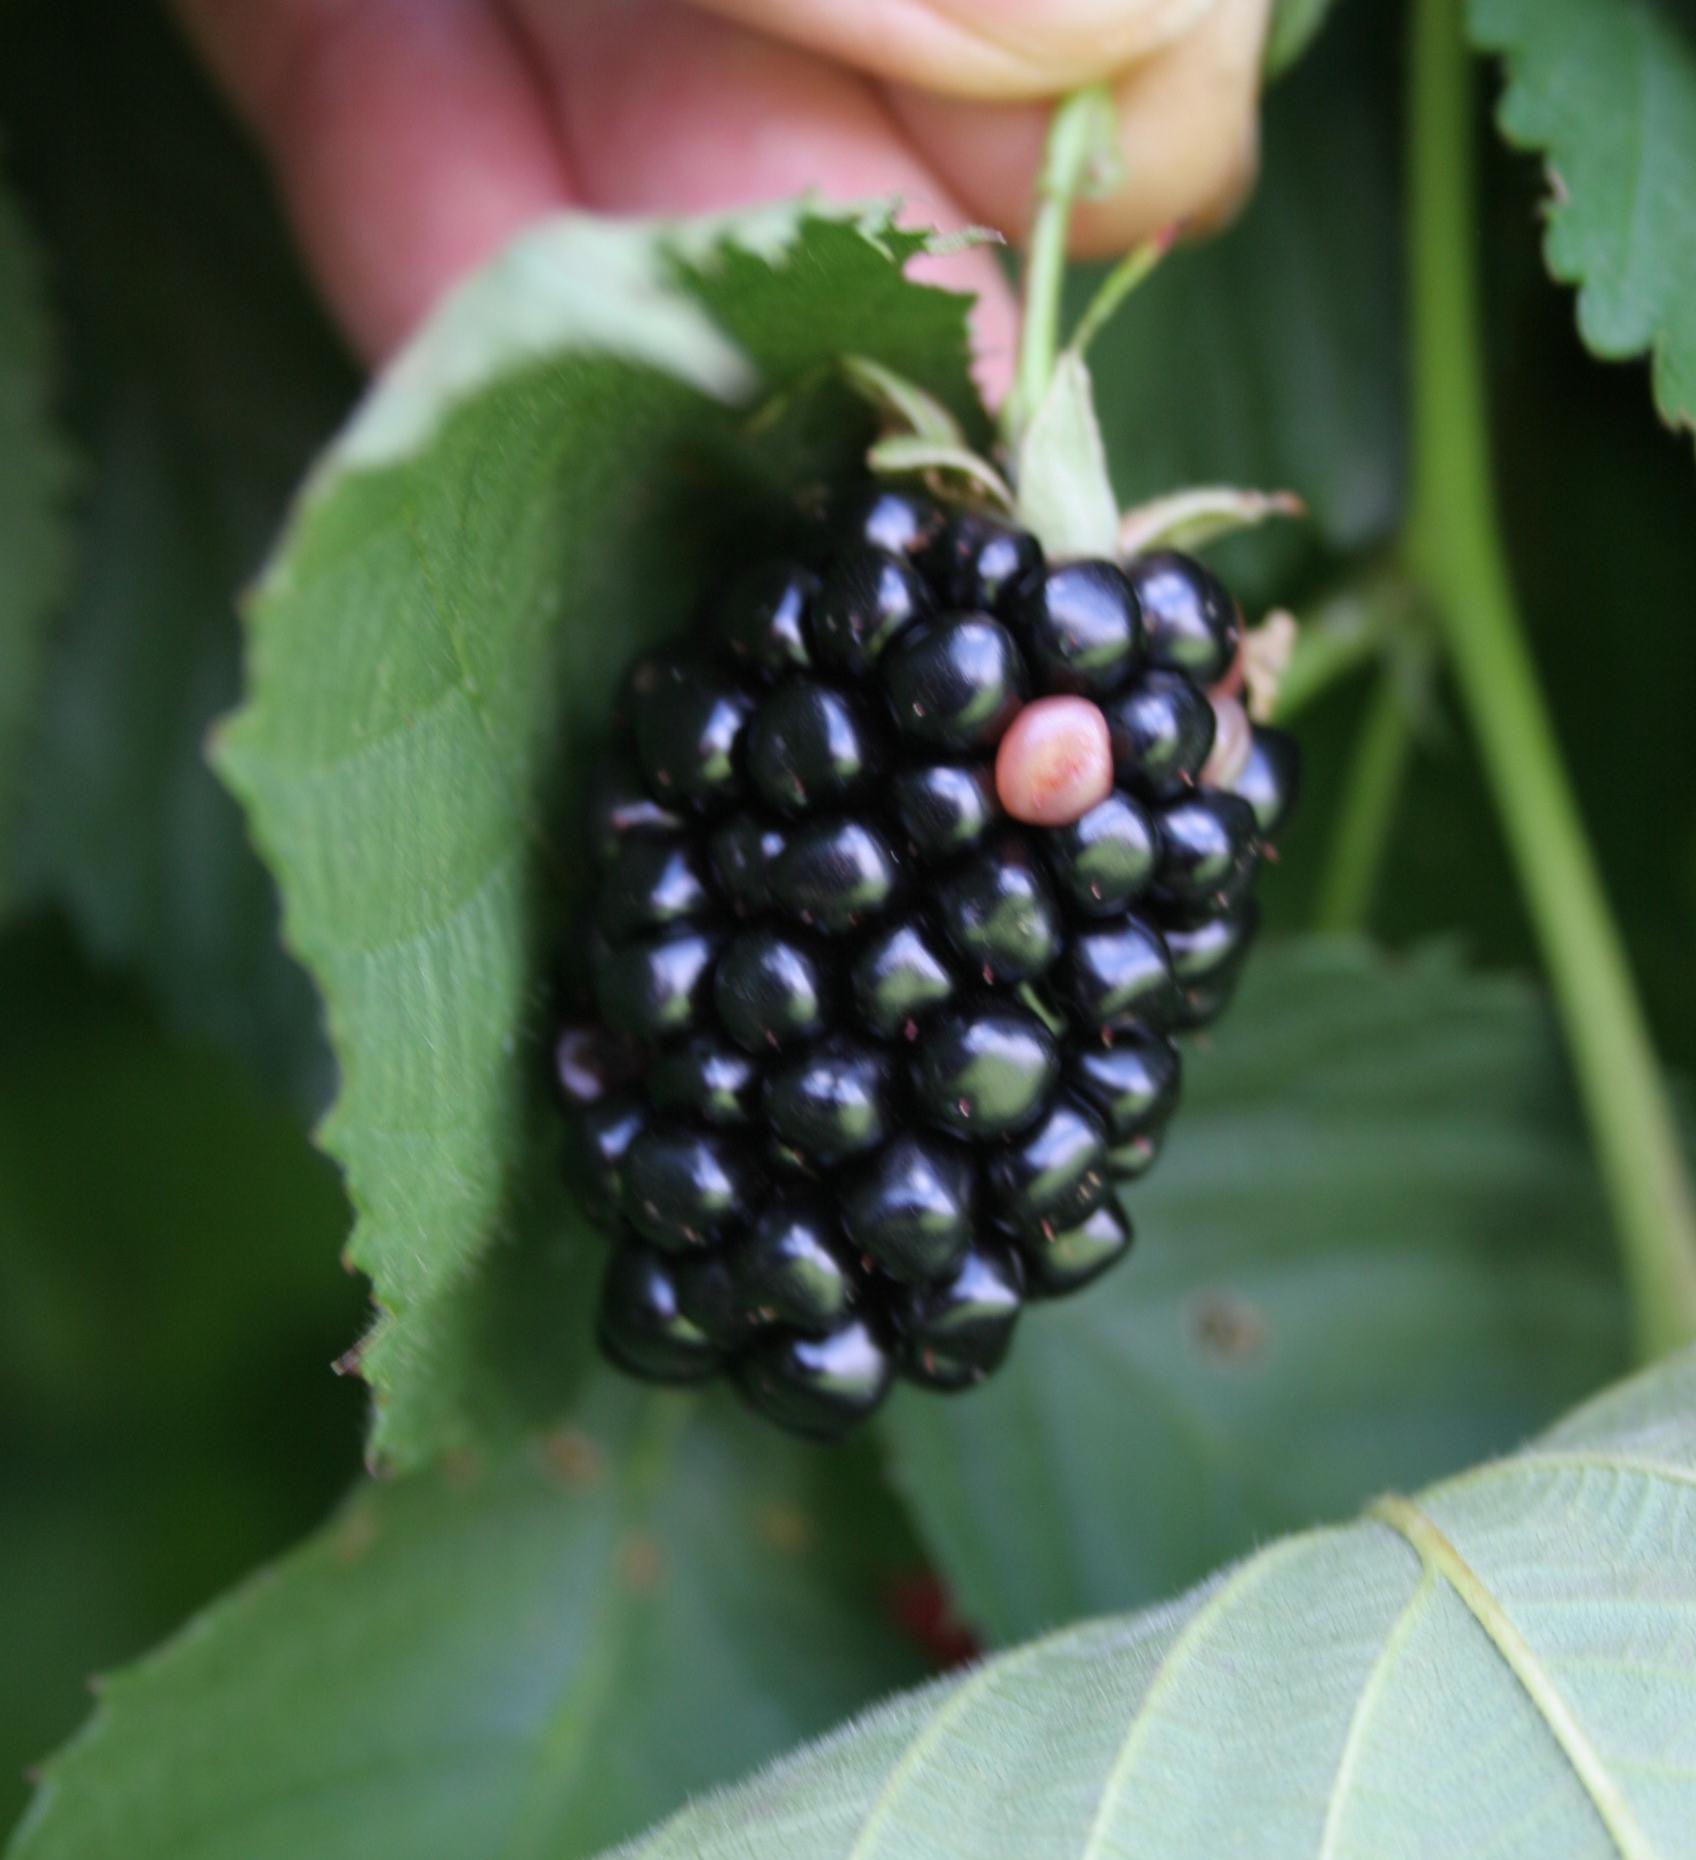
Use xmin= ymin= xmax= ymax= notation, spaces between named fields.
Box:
xmin=1470 ymin=0 xmax=1696 ymax=438
xmin=216 ymin=203 xmax=984 ymax=1470
xmin=609 ymin=1347 xmax=1696 ymax=1860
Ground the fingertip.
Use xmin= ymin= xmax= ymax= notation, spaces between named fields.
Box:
xmin=684 ymin=0 xmax=1241 ymax=100
xmin=532 ymin=0 xmax=1012 ymax=403
xmin=881 ymin=0 xmax=1270 ymax=261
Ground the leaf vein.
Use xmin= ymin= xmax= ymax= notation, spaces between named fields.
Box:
xmin=1076 ymin=1531 xmax=1329 ymax=1860
xmin=1370 ymin=1493 xmax=1661 ymax=1860
xmin=1316 ymin=1561 xmax=1439 ymax=1860
xmin=838 ymin=1605 xmax=1178 ymax=1860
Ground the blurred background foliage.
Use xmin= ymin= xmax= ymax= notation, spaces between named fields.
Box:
xmin=0 ymin=0 xmax=1691 ymax=1833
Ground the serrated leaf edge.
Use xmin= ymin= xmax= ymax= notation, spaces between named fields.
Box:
xmin=1468 ymin=0 xmax=1696 ymax=437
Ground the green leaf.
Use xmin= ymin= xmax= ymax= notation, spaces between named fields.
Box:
xmin=0 ymin=1 xmax=357 ymax=1105
xmin=1084 ymin=11 xmax=1402 ymax=605
xmin=216 ymin=204 xmax=981 ymax=1469
xmin=841 ymin=355 xmax=967 ymax=447
xmin=1011 ymin=352 xmax=1121 ymax=557
xmin=7 ymin=1388 xmax=929 ymax=1860
xmin=1469 ymin=0 xmax=1696 ymax=439
xmin=0 ymin=147 xmax=73 ymax=918
xmin=864 ymin=435 xmax=1015 ymax=510
xmin=880 ymin=941 xmax=1628 ymax=1642
xmin=1266 ymin=0 xmax=1344 ymax=76
xmin=1115 ymin=484 xmax=1305 ymax=557
xmin=600 ymin=1345 xmax=1696 ymax=1859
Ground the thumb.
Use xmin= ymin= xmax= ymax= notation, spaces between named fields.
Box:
xmin=683 ymin=0 xmax=1235 ymax=98
xmin=687 ymin=0 xmax=1274 ymax=256
xmin=889 ymin=0 xmax=1272 ymax=258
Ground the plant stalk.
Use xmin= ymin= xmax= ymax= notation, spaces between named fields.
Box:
xmin=1407 ymin=0 xmax=1696 ymax=1355
xmin=1273 ymin=564 xmax=1416 ymax=723
xmin=1066 ymin=231 xmax=1172 ymax=362
xmin=1312 ymin=669 xmax=1416 ymax=934
xmin=1003 ymin=86 xmax=1118 ymax=449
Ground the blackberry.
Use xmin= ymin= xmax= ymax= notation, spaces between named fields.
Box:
xmin=557 ymin=489 xmax=1298 ymax=1438
xmin=897 ymin=1242 xmax=1025 ymax=1388
xmin=599 ymin=1241 xmax=722 ymax=1382
xmin=731 ymin=1197 xmax=860 ymax=1331
xmin=924 ymin=510 xmax=1043 ymax=610
xmin=1232 ymin=725 xmax=1302 ymax=840
xmin=842 ymin=1132 xmax=975 ymax=1281
xmin=1128 ymin=550 xmax=1242 ymax=686
xmin=734 ymin=1317 xmax=895 ymax=1439
xmin=1006 ymin=560 xmax=1144 ymax=696
xmin=1104 ymin=670 xmax=1217 ymax=797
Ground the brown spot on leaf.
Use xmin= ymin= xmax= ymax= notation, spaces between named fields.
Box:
xmin=1189 ymin=1289 xmax=1269 ymax=1365
xmin=618 ymin=1533 xmax=663 ymax=1593
xmin=757 ymin=1504 xmax=816 ymax=1555
xmin=333 ymin=1503 xmax=381 ymax=1565
xmin=441 ymin=1447 xmax=484 ymax=1492
xmin=541 ymin=1427 xmax=603 ymax=1488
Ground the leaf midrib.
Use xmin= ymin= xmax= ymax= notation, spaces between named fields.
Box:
xmin=1370 ymin=1492 xmax=1658 ymax=1860
xmin=846 ymin=1451 xmax=1692 ymax=1859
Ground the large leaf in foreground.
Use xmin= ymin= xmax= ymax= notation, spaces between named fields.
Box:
xmin=0 ymin=150 xmax=73 ymax=916
xmin=1471 ymin=0 xmax=1696 ymax=437
xmin=6 ymin=1384 xmax=928 ymax=1860
xmin=607 ymin=1347 xmax=1696 ymax=1859
xmin=217 ymin=202 xmax=980 ymax=1470
xmin=882 ymin=941 xmax=1628 ymax=1643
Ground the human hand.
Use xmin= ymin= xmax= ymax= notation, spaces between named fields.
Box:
xmin=176 ymin=0 xmax=1272 ymax=395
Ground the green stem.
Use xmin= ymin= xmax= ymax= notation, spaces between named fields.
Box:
xmin=1312 ymin=670 xmax=1416 ymax=934
xmin=1408 ymin=0 xmax=1696 ymax=1356
xmin=1273 ymin=566 xmax=1413 ymax=722
xmin=1066 ymin=232 xmax=1172 ymax=362
xmin=1003 ymin=86 xmax=1118 ymax=449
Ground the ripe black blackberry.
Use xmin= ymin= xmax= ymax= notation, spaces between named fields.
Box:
xmin=557 ymin=485 xmax=1297 ymax=1440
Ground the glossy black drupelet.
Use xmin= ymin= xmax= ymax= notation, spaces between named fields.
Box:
xmin=560 ymin=489 xmax=1296 ymax=1438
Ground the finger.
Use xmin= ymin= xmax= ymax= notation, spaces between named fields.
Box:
xmin=884 ymin=0 xmax=1272 ymax=256
xmin=510 ymin=0 xmax=1019 ymax=403
xmin=681 ymin=0 xmax=1225 ymax=99
xmin=173 ymin=0 xmax=575 ymax=359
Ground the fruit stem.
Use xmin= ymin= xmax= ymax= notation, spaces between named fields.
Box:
xmin=1004 ymin=85 xmax=1121 ymax=451
xmin=1272 ymin=565 xmax=1415 ymax=723
xmin=1311 ymin=668 xmax=1415 ymax=934
xmin=1065 ymin=228 xmax=1175 ymax=363
xmin=1407 ymin=0 xmax=1696 ymax=1357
